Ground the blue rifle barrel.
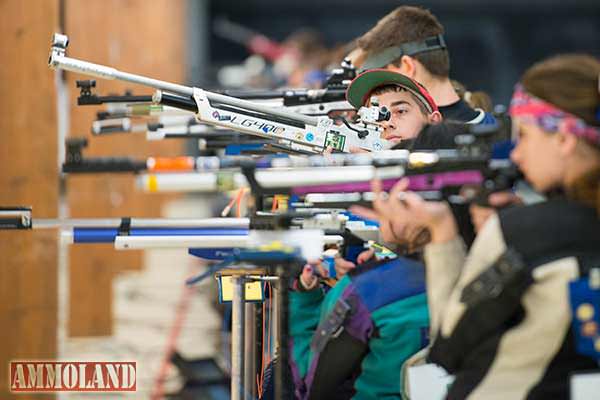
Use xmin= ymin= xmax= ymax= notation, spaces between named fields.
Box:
xmin=72 ymin=227 xmax=249 ymax=243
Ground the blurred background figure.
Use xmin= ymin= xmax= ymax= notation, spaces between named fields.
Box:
xmin=451 ymin=80 xmax=493 ymax=112
xmin=206 ymin=0 xmax=599 ymax=104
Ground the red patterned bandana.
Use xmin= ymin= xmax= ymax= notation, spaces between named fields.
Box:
xmin=509 ymin=84 xmax=600 ymax=145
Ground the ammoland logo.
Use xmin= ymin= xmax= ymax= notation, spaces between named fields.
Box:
xmin=10 ymin=361 xmax=136 ymax=392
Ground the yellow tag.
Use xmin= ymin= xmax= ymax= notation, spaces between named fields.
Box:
xmin=594 ymin=338 xmax=600 ymax=352
xmin=577 ymin=303 xmax=595 ymax=321
xmin=219 ymin=276 xmax=263 ymax=302
xmin=274 ymin=195 xmax=289 ymax=211
xmin=259 ymin=241 xmax=293 ymax=252
xmin=147 ymin=175 xmax=158 ymax=192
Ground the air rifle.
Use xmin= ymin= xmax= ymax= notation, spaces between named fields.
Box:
xmin=50 ymin=34 xmax=380 ymax=153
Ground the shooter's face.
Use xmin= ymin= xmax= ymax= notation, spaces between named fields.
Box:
xmin=510 ymin=120 xmax=566 ymax=193
xmin=373 ymin=90 xmax=430 ymax=144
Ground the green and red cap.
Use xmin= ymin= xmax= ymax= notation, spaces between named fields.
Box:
xmin=346 ymin=69 xmax=438 ymax=113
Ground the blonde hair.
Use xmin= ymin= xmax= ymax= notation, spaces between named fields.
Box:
xmin=451 ymin=79 xmax=493 ymax=112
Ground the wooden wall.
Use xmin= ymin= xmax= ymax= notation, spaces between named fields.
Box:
xmin=0 ymin=1 xmax=186 ymax=396
xmin=0 ymin=1 xmax=60 ymax=398
xmin=63 ymin=0 xmax=185 ymax=337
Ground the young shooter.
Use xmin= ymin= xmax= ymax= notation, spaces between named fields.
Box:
xmin=350 ymin=5 xmax=495 ymax=125
xmin=331 ymin=69 xmax=442 ymax=277
xmin=287 ymin=71 xmax=441 ymax=399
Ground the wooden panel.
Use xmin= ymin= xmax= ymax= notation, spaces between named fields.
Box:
xmin=64 ymin=0 xmax=185 ymax=336
xmin=0 ymin=0 xmax=59 ymax=398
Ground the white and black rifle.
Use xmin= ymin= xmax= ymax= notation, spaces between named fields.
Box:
xmin=49 ymin=33 xmax=390 ymax=154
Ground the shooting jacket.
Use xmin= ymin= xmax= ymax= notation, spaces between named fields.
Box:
xmin=425 ymin=197 xmax=600 ymax=399
xmin=289 ymin=257 xmax=429 ymax=399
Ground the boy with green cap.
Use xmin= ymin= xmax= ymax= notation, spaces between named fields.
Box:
xmin=347 ymin=68 xmax=443 ymax=146
xmin=286 ymin=70 xmax=438 ymax=400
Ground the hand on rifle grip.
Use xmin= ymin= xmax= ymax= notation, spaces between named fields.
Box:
xmin=469 ymin=191 xmax=522 ymax=233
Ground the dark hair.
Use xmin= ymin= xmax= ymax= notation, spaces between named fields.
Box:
xmin=522 ymin=54 xmax=600 ymax=126
xmin=357 ymin=6 xmax=450 ymax=78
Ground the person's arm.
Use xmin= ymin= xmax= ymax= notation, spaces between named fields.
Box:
xmin=289 ymin=263 xmax=328 ymax=380
xmin=289 ymin=287 xmax=325 ymax=380
xmin=469 ymin=191 xmax=523 ymax=233
xmin=428 ymin=214 xmax=507 ymax=339
xmin=423 ymin=237 xmax=467 ymax=335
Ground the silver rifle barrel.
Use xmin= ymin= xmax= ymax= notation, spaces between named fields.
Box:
xmin=49 ymin=33 xmax=318 ymax=126
xmin=32 ymin=217 xmax=250 ymax=229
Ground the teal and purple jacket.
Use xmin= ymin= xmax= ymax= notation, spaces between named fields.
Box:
xmin=289 ymin=256 xmax=430 ymax=399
